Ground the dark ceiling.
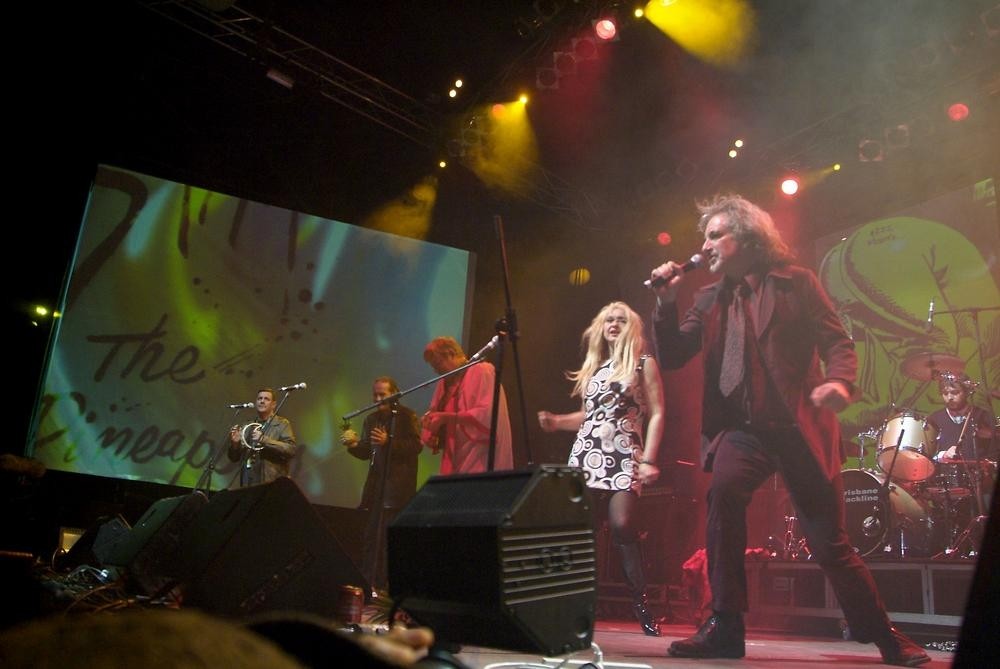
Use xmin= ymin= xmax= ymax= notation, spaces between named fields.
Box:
xmin=12 ymin=0 xmax=1000 ymax=449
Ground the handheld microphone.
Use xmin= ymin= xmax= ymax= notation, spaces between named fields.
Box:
xmin=228 ymin=402 xmax=255 ymax=409
xmin=280 ymin=382 xmax=308 ymax=392
xmin=644 ymin=253 xmax=704 ymax=288
xmin=470 ymin=335 xmax=501 ymax=362
xmin=925 ymin=298 xmax=935 ymax=333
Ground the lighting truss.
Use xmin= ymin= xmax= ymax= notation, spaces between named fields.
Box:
xmin=137 ymin=0 xmax=605 ymax=227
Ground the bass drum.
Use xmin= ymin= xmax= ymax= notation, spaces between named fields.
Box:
xmin=842 ymin=469 xmax=928 ymax=556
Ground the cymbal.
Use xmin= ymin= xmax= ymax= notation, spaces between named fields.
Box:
xmin=900 ymin=352 xmax=965 ymax=381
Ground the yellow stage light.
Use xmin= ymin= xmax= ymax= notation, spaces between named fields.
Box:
xmin=569 ymin=268 xmax=591 ymax=286
xmin=645 ymin=0 xmax=755 ymax=67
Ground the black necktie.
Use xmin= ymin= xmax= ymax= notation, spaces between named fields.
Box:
xmin=720 ymin=283 xmax=747 ymax=397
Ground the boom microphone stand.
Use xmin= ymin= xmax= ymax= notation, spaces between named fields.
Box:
xmin=487 ymin=215 xmax=533 ymax=469
xmin=195 ymin=405 xmax=250 ymax=493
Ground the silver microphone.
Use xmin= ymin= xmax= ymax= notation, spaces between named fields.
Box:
xmin=280 ymin=382 xmax=308 ymax=391
xmin=228 ymin=402 xmax=255 ymax=409
xmin=470 ymin=335 xmax=501 ymax=362
xmin=645 ymin=253 xmax=704 ymax=288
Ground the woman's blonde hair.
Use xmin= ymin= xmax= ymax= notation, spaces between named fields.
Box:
xmin=566 ymin=301 xmax=646 ymax=398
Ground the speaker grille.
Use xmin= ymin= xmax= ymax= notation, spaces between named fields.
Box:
xmin=500 ymin=528 xmax=597 ymax=605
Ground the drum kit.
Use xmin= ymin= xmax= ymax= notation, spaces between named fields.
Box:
xmin=842 ymin=353 xmax=998 ymax=559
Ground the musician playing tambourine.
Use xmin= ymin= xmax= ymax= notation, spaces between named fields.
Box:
xmin=227 ymin=387 xmax=298 ymax=487
xmin=926 ymin=373 xmax=996 ymax=464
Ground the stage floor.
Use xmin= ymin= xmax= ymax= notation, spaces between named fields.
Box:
xmin=451 ymin=620 xmax=955 ymax=669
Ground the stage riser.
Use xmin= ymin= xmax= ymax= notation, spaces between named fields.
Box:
xmin=747 ymin=560 xmax=974 ymax=638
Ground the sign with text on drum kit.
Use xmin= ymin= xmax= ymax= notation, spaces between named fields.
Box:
xmin=842 ymin=470 xmax=928 ymax=557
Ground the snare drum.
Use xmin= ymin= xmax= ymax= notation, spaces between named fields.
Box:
xmin=876 ymin=412 xmax=939 ymax=482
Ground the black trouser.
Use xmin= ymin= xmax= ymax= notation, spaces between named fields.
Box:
xmin=706 ymin=428 xmax=892 ymax=642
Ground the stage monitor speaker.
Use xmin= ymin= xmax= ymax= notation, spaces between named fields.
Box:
xmin=387 ymin=464 xmax=596 ymax=656
xmin=178 ymin=477 xmax=368 ymax=619
xmin=103 ymin=491 xmax=208 ymax=595
xmin=58 ymin=515 xmax=130 ymax=570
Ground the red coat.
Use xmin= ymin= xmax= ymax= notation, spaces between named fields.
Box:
xmin=654 ymin=264 xmax=857 ymax=479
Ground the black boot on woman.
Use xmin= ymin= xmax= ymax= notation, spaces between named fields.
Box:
xmin=618 ymin=542 xmax=661 ymax=636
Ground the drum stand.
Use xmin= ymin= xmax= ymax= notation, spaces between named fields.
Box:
xmin=942 ymin=430 xmax=989 ymax=558
xmin=875 ymin=429 xmax=913 ymax=557
xmin=781 ymin=515 xmax=811 ymax=560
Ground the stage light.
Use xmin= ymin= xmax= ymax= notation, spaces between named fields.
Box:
xmin=780 ymin=178 xmax=799 ymax=196
xmin=491 ymin=103 xmax=507 ymax=118
xmin=594 ymin=18 xmax=617 ymax=41
xmin=728 ymin=149 xmax=738 ymax=158
xmin=438 ymin=160 xmax=447 ymax=169
xmin=572 ymin=36 xmax=598 ymax=61
xmin=454 ymin=79 xmax=463 ymax=88
xmin=884 ymin=124 xmax=910 ymax=150
xmin=657 ymin=232 xmax=672 ymax=246
xmin=536 ymin=67 xmax=559 ymax=90
xmin=553 ymin=51 xmax=577 ymax=76
xmin=265 ymin=67 xmax=294 ymax=90
xmin=634 ymin=8 xmax=644 ymax=19
xmin=449 ymin=89 xmax=457 ymax=98
xmin=948 ymin=102 xmax=970 ymax=121
xmin=734 ymin=139 xmax=744 ymax=148
xmin=518 ymin=94 xmax=529 ymax=104
xmin=833 ymin=163 xmax=842 ymax=171
xmin=570 ymin=267 xmax=591 ymax=286
xmin=858 ymin=139 xmax=884 ymax=162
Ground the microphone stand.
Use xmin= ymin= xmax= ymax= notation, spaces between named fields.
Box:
xmin=194 ymin=406 xmax=248 ymax=493
xmin=487 ymin=214 xmax=533 ymax=470
xmin=875 ymin=429 xmax=906 ymax=555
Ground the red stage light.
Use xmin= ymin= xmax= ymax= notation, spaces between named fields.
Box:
xmin=947 ymin=102 xmax=969 ymax=121
xmin=780 ymin=178 xmax=799 ymax=196
xmin=594 ymin=18 xmax=617 ymax=41
xmin=657 ymin=232 xmax=672 ymax=246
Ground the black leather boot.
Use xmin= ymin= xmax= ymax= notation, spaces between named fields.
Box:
xmin=668 ymin=611 xmax=745 ymax=658
xmin=618 ymin=542 xmax=661 ymax=637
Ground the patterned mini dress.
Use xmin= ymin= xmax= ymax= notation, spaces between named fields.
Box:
xmin=568 ymin=356 xmax=649 ymax=493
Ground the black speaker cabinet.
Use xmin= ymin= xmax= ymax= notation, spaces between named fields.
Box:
xmin=59 ymin=515 xmax=131 ymax=570
xmin=178 ymin=477 xmax=368 ymax=619
xmin=387 ymin=464 xmax=596 ymax=655
xmin=103 ymin=492 xmax=208 ymax=595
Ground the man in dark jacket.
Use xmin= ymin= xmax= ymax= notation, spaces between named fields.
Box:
xmin=227 ymin=387 xmax=297 ymax=487
xmin=649 ymin=194 xmax=928 ymax=666
xmin=342 ymin=376 xmax=422 ymax=590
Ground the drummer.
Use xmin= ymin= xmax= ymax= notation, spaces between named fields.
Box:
xmin=927 ymin=373 xmax=996 ymax=462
